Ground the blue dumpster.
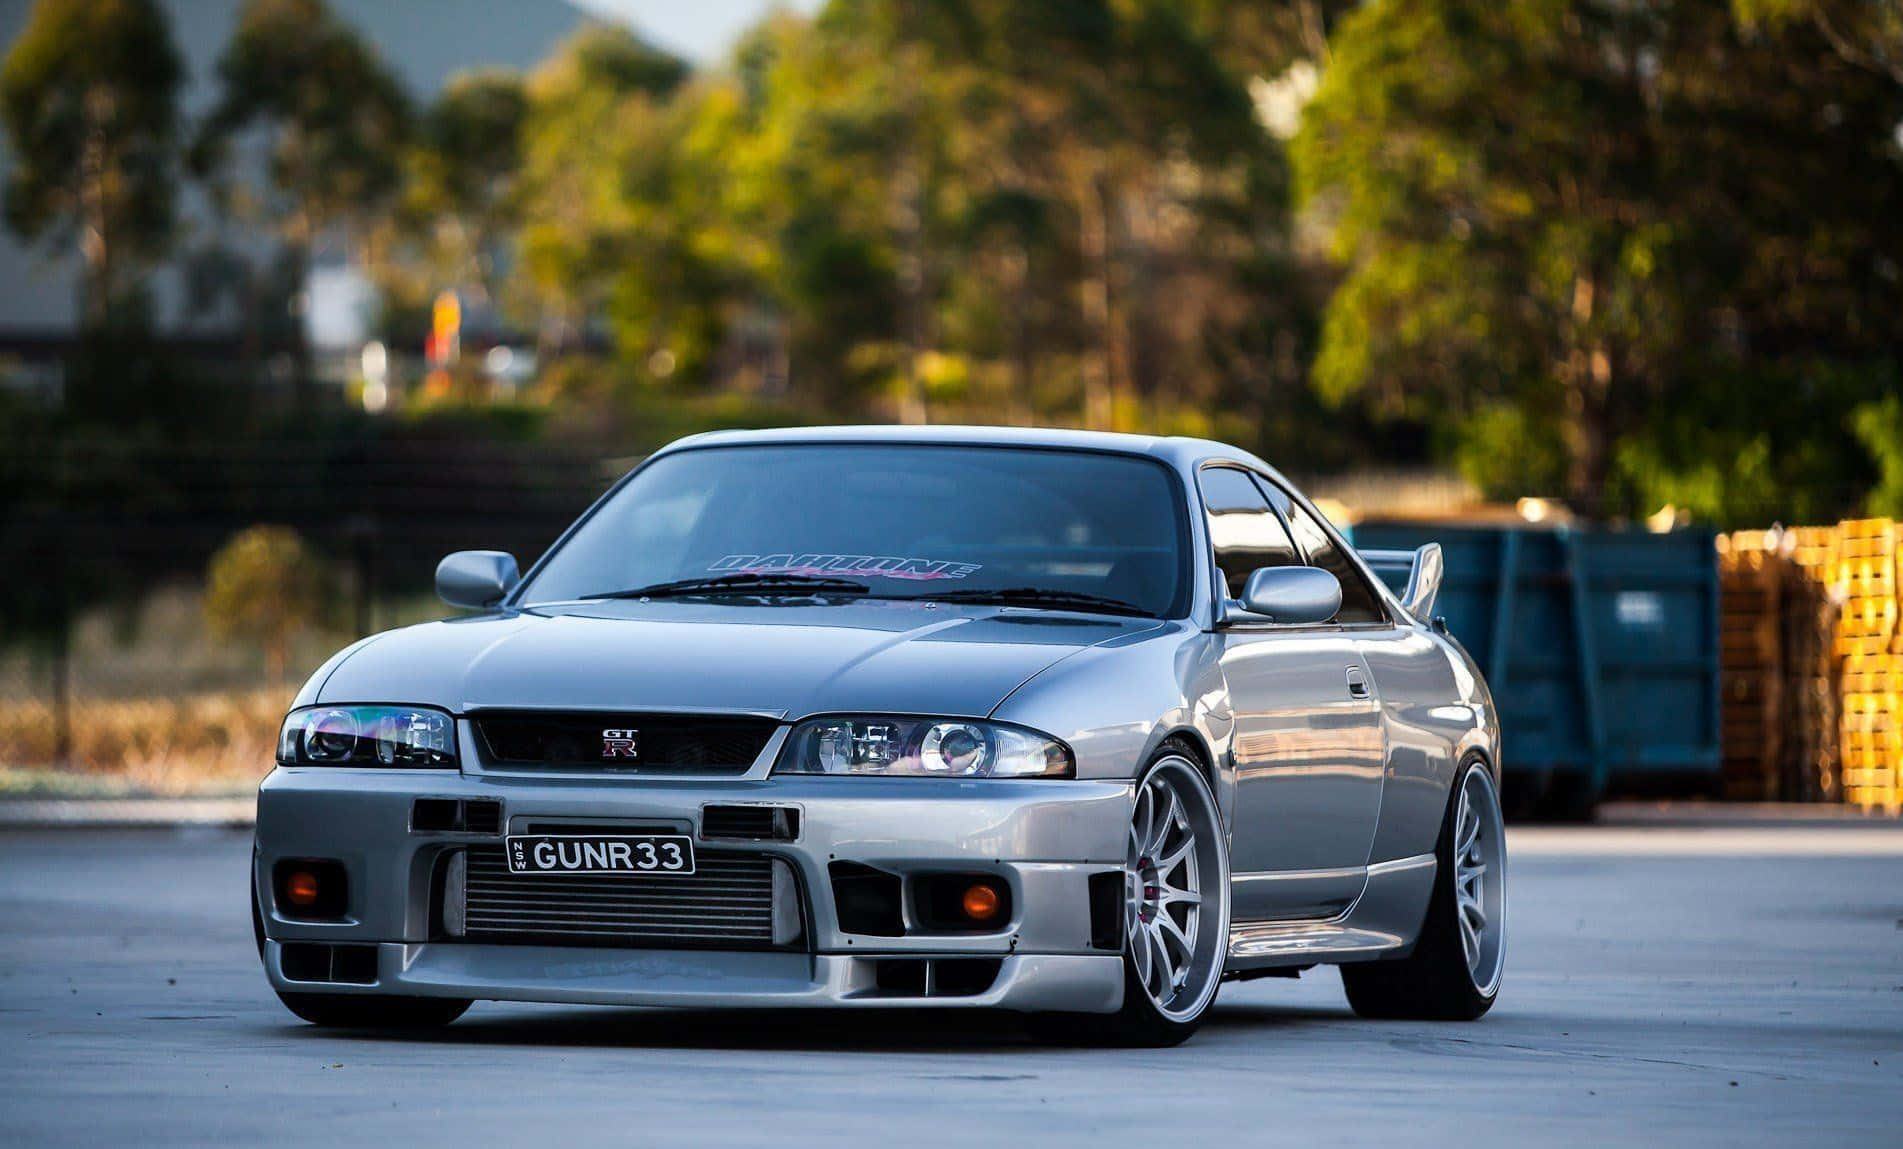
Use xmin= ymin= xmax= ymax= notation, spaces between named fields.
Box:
xmin=1347 ymin=521 xmax=1721 ymax=817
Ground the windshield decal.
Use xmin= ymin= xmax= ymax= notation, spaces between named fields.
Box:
xmin=709 ymin=553 xmax=982 ymax=581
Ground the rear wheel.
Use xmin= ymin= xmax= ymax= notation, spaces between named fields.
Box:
xmin=274 ymin=991 xmax=471 ymax=1029
xmin=1029 ymin=747 xmax=1229 ymax=1047
xmin=1342 ymin=759 xmax=1506 ymax=1020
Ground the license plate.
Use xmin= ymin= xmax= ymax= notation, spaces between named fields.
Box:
xmin=505 ymin=834 xmax=696 ymax=876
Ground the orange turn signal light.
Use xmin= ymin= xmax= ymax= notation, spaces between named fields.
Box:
xmin=961 ymin=882 xmax=1002 ymax=923
xmin=285 ymin=870 xmax=321 ymax=907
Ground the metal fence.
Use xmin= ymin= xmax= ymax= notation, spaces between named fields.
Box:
xmin=0 ymin=432 xmax=623 ymax=784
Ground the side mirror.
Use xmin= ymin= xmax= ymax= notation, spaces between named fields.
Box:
xmin=436 ymin=550 xmax=519 ymax=610
xmin=1229 ymin=566 xmax=1342 ymax=625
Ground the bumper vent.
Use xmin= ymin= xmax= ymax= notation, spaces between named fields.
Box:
xmin=280 ymin=942 xmax=378 ymax=985
xmin=701 ymin=804 xmax=799 ymax=842
xmin=411 ymin=798 xmax=503 ymax=835
xmin=472 ymin=711 xmax=779 ymax=775
xmin=448 ymin=846 xmax=803 ymax=950
xmin=866 ymin=957 xmax=1002 ymax=998
xmin=829 ymin=861 xmax=904 ymax=937
xmin=463 ymin=800 xmax=503 ymax=835
xmin=1088 ymin=870 xmax=1125 ymax=951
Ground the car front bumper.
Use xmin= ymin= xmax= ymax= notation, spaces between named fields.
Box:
xmin=254 ymin=767 xmax=1134 ymax=1013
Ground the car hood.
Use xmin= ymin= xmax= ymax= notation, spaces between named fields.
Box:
xmin=312 ymin=599 xmax=1164 ymax=719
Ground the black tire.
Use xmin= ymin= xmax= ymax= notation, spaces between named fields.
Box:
xmin=1342 ymin=759 xmax=1505 ymax=1021
xmin=1027 ymin=742 xmax=1228 ymax=1047
xmin=274 ymin=991 xmax=472 ymax=1029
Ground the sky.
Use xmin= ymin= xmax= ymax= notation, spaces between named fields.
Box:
xmin=573 ymin=0 xmax=824 ymax=63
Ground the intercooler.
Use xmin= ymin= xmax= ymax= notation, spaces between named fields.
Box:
xmin=441 ymin=846 xmax=805 ymax=950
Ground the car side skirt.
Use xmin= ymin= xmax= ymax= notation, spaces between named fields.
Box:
xmin=1223 ymin=851 xmax=1437 ymax=971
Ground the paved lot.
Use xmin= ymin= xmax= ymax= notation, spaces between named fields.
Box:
xmin=1 ymin=825 xmax=1899 ymax=1147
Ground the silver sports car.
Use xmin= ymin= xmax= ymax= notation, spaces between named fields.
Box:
xmin=254 ymin=426 xmax=1505 ymax=1045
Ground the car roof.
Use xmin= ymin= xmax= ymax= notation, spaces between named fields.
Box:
xmin=661 ymin=424 xmax=1276 ymax=475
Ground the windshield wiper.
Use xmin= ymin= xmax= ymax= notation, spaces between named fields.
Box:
xmin=906 ymin=586 xmax=1153 ymax=617
xmin=582 ymin=573 xmax=872 ymax=600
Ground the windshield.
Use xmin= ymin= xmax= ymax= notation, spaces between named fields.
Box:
xmin=517 ymin=444 xmax=1190 ymax=617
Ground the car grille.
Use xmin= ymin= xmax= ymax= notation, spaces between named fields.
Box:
xmin=457 ymin=846 xmax=784 ymax=949
xmin=472 ymin=711 xmax=779 ymax=775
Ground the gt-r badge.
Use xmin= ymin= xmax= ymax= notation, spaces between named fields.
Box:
xmin=601 ymin=729 xmax=639 ymax=758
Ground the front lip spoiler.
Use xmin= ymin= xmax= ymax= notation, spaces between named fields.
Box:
xmin=264 ymin=941 xmax=1125 ymax=1014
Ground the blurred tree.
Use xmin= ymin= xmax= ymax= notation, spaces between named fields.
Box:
xmin=0 ymin=0 xmax=184 ymax=329
xmin=1854 ymin=393 xmax=1903 ymax=518
xmin=193 ymin=0 xmax=410 ymax=393
xmin=958 ymin=0 xmax=1276 ymax=427
xmin=515 ymin=24 xmax=690 ymax=359
xmin=693 ymin=0 xmax=1308 ymax=436
xmin=204 ymin=526 xmax=325 ymax=685
xmin=1180 ymin=0 xmax=1357 ymax=81
xmin=1733 ymin=0 xmax=1903 ymax=81
xmin=714 ymin=1 xmax=977 ymax=417
xmin=400 ymin=71 xmax=529 ymax=308
xmin=1297 ymin=0 xmax=1903 ymax=521
xmin=603 ymin=83 xmax=754 ymax=391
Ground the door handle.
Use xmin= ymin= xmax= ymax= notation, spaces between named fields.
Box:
xmin=1345 ymin=667 xmax=1371 ymax=700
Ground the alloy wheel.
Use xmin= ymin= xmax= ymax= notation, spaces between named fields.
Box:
xmin=1125 ymin=757 xmax=1226 ymax=1022
xmin=1453 ymin=765 xmax=1507 ymax=996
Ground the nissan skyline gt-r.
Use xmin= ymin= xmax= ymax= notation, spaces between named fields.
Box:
xmin=253 ymin=426 xmax=1506 ymax=1045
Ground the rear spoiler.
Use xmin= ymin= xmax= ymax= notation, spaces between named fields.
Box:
xmin=1357 ymin=543 xmax=1444 ymax=623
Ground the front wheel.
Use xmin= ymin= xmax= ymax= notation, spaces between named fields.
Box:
xmin=1342 ymin=759 xmax=1506 ymax=1020
xmin=1029 ymin=746 xmax=1230 ymax=1047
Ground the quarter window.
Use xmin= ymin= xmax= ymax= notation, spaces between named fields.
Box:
xmin=1199 ymin=467 xmax=1301 ymax=599
xmin=1274 ymin=493 xmax=1387 ymax=624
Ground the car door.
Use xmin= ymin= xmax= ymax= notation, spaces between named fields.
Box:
xmin=1276 ymin=491 xmax=1459 ymax=864
xmin=1202 ymin=466 xmax=1386 ymax=922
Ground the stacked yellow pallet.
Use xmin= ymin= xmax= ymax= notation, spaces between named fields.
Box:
xmin=1717 ymin=542 xmax=1785 ymax=799
xmin=1788 ymin=525 xmax=1842 ymax=574
xmin=1835 ymin=518 xmax=1902 ymax=813
xmin=1717 ymin=526 xmax=1846 ymax=802
xmin=1786 ymin=526 xmax=1843 ymax=802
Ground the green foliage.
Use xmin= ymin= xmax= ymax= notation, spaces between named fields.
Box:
xmin=1607 ymin=358 xmax=1886 ymax=526
xmin=514 ymin=25 xmax=699 ymax=359
xmin=1451 ymin=404 xmax=1568 ymax=503
xmin=1732 ymin=0 xmax=1903 ymax=79
xmin=1179 ymin=0 xmax=1358 ymax=82
xmin=1296 ymin=0 xmax=1903 ymax=520
xmin=203 ymin=526 xmax=326 ymax=683
xmin=395 ymin=71 xmax=528 ymax=304
xmin=11 ymin=0 xmax=1902 ymax=542
xmin=0 ymin=0 xmax=184 ymax=326
xmin=194 ymin=0 xmax=410 ymax=247
xmin=1614 ymin=429 xmax=1789 ymax=528
xmin=601 ymin=0 xmax=1313 ymax=434
xmin=1853 ymin=393 xmax=1903 ymax=519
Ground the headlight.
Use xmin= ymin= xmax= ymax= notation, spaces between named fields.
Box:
xmin=776 ymin=716 xmax=1073 ymax=778
xmin=277 ymin=705 xmax=457 ymax=768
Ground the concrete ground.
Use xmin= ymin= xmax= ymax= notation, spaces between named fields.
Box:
xmin=0 ymin=824 xmax=1898 ymax=1147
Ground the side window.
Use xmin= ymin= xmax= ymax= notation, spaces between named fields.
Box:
xmin=1273 ymin=489 xmax=1387 ymax=625
xmin=1199 ymin=467 xmax=1301 ymax=599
